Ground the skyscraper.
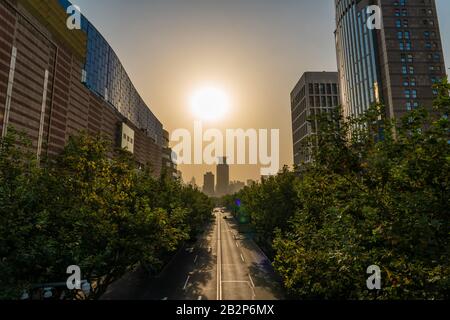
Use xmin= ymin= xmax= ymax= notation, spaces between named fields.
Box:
xmin=203 ymin=172 xmax=215 ymax=196
xmin=335 ymin=0 xmax=446 ymax=120
xmin=216 ymin=157 xmax=229 ymax=196
xmin=290 ymin=72 xmax=340 ymax=165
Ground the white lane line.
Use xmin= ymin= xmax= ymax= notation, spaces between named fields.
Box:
xmin=194 ymin=255 xmax=198 ymax=263
xmin=235 ymin=241 xmax=239 ymax=248
xmin=198 ymin=296 xmax=202 ymax=300
xmin=217 ymin=214 xmax=222 ymax=300
xmin=183 ymin=275 xmax=190 ymax=291
xmin=248 ymin=274 xmax=255 ymax=288
xmin=162 ymin=297 xmax=168 ymax=300
xmin=240 ymin=253 xmax=245 ymax=262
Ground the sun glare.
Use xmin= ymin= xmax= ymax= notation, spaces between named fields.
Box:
xmin=190 ymin=86 xmax=230 ymax=121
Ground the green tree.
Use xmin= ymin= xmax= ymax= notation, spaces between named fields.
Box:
xmin=0 ymin=131 xmax=214 ymax=299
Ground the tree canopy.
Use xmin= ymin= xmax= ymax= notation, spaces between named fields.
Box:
xmin=0 ymin=132 xmax=213 ymax=299
xmin=223 ymin=79 xmax=450 ymax=299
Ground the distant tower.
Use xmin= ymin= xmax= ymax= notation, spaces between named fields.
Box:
xmin=203 ymin=172 xmax=215 ymax=196
xmin=189 ymin=176 xmax=197 ymax=188
xmin=216 ymin=157 xmax=229 ymax=196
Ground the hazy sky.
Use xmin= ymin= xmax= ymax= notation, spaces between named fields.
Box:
xmin=71 ymin=0 xmax=450 ymax=185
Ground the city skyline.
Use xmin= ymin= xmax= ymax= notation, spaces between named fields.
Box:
xmin=1 ymin=0 xmax=448 ymax=304
xmin=69 ymin=0 xmax=450 ymax=184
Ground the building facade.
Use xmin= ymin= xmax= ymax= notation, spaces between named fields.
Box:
xmin=202 ymin=172 xmax=215 ymax=196
xmin=162 ymin=130 xmax=178 ymax=178
xmin=216 ymin=157 xmax=229 ymax=196
xmin=0 ymin=0 xmax=163 ymax=174
xmin=335 ymin=0 xmax=446 ymax=120
xmin=290 ymin=72 xmax=340 ymax=165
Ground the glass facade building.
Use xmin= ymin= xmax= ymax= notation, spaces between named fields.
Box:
xmin=58 ymin=0 xmax=163 ymax=145
xmin=335 ymin=0 xmax=380 ymax=119
xmin=335 ymin=0 xmax=446 ymax=120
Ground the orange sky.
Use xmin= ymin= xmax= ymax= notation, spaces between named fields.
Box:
xmin=72 ymin=0 xmax=450 ymax=186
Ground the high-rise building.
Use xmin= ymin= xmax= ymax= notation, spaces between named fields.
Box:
xmin=335 ymin=0 xmax=446 ymax=120
xmin=202 ymin=172 xmax=215 ymax=196
xmin=290 ymin=72 xmax=340 ymax=165
xmin=0 ymin=0 xmax=163 ymax=173
xmin=216 ymin=157 xmax=229 ymax=196
xmin=229 ymin=181 xmax=245 ymax=194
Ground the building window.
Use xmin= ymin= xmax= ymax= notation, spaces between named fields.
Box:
xmin=332 ymin=84 xmax=338 ymax=94
xmin=406 ymin=102 xmax=412 ymax=111
xmin=402 ymin=66 xmax=408 ymax=74
xmin=405 ymin=90 xmax=410 ymax=99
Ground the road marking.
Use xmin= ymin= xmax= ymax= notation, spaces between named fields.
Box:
xmin=198 ymin=296 xmax=202 ymax=300
xmin=248 ymin=274 xmax=255 ymax=288
xmin=194 ymin=255 xmax=198 ymax=263
xmin=162 ymin=297 xmax=168 ymax=300
xmin=217 ymin=214 xmax=222 ymax=300
xmin=208 ymin=246 xmax=211 ymax=253
xmin=183 ymin=275 xmax=190 ymax=291
xmin=235 ymin=241 xmax=239 ymax=248
xmin=221 ymin=280 xmax=248 ymax=283
xmin=240 ymin=253 xmax=245 ymax=262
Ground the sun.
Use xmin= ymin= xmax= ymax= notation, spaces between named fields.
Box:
xmin=190 ymin=86 xmax=230 ymax=121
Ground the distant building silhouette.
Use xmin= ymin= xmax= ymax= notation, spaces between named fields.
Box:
xmin=203 ymin=172 xmax=215 ymax=196
xmin=189 ymin=176 xmax=197 ymax=188
xmin=229 ymin=181 xmax=245 ymax=194
xmin=216 ymin=157 xmax=229 ymax=196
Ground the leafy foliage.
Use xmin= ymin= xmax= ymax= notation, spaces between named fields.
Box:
xmin=224 ymin=79 xmax=450 ymax=299
xmin=0 ymin=132 xmax=213 ymax=299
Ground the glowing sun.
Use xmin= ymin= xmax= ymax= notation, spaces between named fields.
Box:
xmin=190 ymin=86 xmax=230 ymax=121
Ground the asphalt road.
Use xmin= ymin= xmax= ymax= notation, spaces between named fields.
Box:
xmin=102 ymin=210 xmax=284 ymax=300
